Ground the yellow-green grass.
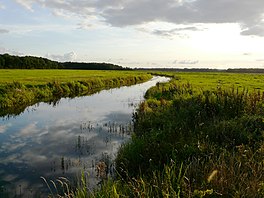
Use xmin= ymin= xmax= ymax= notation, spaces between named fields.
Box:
xmin=0 ymin=69 xmax=147 ymax=85
xmin=153 ymin=71 xmax=264 ymax=92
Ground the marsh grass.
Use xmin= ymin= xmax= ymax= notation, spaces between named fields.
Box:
xmin=112 ymin=78 xmax=264 ymax=197
xmin=41 ymin=173 xmax=94 ymax=198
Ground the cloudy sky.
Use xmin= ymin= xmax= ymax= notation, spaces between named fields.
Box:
xmin=1 ymin=0 xmax=264 ymax=68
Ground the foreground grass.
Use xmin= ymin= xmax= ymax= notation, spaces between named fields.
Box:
xmin=85 ymin=73 xmax=263 ymax=198
xmin=0 ymin=69 xmax=152 ymax=117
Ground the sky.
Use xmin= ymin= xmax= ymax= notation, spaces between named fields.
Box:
xmin=1 ymin=0 xmax=264 ymax=69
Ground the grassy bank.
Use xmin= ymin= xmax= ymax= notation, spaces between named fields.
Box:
xmin=89 ymin=72 xmax=264 ymax=197
xmin=150 ymin=71 xmax=264 ymax=92
xmin=0 ymin=70 xmax=152 ymax=117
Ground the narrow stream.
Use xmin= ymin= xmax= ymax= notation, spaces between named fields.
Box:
xmin=0 ymin=76 xmax=170 ymax=197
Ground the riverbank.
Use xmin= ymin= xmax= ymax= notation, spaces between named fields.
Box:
xmin=91 ymin=74 xmax=264 ymax=197
xmin=0 ymin=70 xmax=152 ymax=117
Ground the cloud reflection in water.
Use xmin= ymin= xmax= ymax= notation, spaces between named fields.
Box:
xmin=0 ymin=76 xmax=170 ymax=196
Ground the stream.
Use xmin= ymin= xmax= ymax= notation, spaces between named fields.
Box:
xmin=0 ymin=76 xmax=170 ymax=197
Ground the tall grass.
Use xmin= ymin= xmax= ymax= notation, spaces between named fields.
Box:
xmin=113 ymin=78 xmax=264 ymax=197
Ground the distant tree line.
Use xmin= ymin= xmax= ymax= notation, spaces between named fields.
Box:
xmin=136 ymin=68 xmax=264 ymax=73
xmin=135 ymin=68 xmax=224 ymax=72
xmin=0 ymin=54 xmax=61 ymax=69
xmin=62 ymin=62 xmax=131 ymax=70
xmin=227 ymin=68 xmax=264 ymax=73
xmin=0 ymin=54 xmax=130 ymax=70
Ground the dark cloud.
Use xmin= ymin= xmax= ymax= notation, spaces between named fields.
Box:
xmin=0 ymin=29 xmax=9 ymax=34
xmin=15 ymin=0 xmax=264 ymax=36
xmin=102 ymin=0 xmax=264 ymax=36
xmin=152 ymin=26 xmax=203 ymax=38
xmin=240 ymin=25 xmax=264 ymax=37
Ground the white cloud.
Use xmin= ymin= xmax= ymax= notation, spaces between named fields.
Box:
xmin=0 ymin=123 xmax=12 ymax=134
xmin=0 ymin=47 xmax=24 ymax=56
xmin=15 ymin=0 xmax=35 ymax=11
xmin=12 ymin=0 xmax=264 ymax=37
xmin=20 ymin=122 xmax=39 ymax=136
xmin=0 ymin=125 xmax=7 ymax=134
xmin=46 ymin=51 xmax=77 ymax=62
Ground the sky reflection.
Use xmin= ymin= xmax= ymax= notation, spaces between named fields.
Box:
xmin=0 ymin=76 xmax=170 ymax=197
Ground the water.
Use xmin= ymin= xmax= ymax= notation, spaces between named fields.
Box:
xmin=0 ymin=76 xmax=170 ymax=197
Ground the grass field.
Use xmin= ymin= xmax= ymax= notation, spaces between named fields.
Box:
xmin=1 ymin=69 xmax=263 ymax=90
xmin=0 ymin=69 xmax=147 ymax=85
xmin=152 ymin=71 xmax=264 ymax=92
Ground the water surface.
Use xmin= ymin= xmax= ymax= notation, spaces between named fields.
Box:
xmin=0 ymin=76 xmax=169 ymax=197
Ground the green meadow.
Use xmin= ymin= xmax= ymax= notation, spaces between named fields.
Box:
xmin=153 ymin=71 xmax=264 ymax=91
xmin=0 ymin=69 xmax=148 ymax=85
